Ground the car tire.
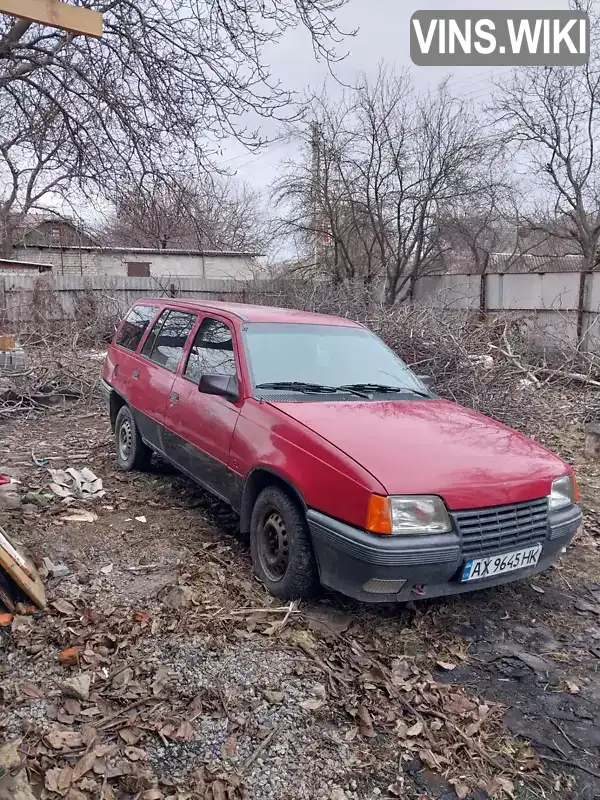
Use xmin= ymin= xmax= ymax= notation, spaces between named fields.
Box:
xmin=115 ymin=405 xmax=152 ymax=471
xmin=250 ymin=486 xmax=320 ymax=600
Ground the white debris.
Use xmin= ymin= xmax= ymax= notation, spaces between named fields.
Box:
xmin=48 ymin=466 xmax=106 ymax=501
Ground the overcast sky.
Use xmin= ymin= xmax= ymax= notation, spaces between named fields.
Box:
xmin=219 ymin=0 xmax=574 ymax=191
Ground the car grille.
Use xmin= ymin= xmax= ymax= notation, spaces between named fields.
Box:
xmin=452 ymin=497 xmax=549 ymax=559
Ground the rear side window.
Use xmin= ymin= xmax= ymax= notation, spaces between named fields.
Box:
xmin=115 ymin=305 xmax=158 ymax=351
xmin=142 ymin=310 xmax=196 ymax=372
xmin=184 ymin=317 xmax=237 ymax=383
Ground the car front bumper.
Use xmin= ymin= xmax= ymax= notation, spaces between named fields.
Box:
xmin=307 ymin=503 xmax=582 ymax=603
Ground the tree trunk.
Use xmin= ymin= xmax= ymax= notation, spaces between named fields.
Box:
xmin=576 ymin=270 xmax=590 ymax=351
xmin=478 ymin=272 xmax=487 ymax=319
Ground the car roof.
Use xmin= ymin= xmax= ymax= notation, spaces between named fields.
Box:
xmin=135 ymin=298 xmax=362 ymax=327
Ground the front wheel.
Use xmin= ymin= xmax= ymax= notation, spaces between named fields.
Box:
xmin=115 ymin=405 xmax=152 ymax=471
xmin=250 ymin=486 xmax=320 ymax=600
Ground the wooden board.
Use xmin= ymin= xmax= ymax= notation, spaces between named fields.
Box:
xmin=0 ymin=530 xmax=46 ymax=610
xmin=0 ymin=0 xmax=103 ymax=38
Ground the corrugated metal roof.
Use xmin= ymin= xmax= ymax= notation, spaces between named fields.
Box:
xmin=428 ymin=252 xmax=585 ymax=275
xmin=0 ymin=258 xmax=52 ymax=271
xmin=16 ymin=244 xmax=262 ymax=258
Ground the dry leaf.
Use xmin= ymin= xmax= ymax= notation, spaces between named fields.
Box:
xmin=20 ymin=682 xmax=43 ymax=698
xmin=52 ymin=599 xmax=76 ymax=616
xmin=407 ymin=721 xmax=424 ymax=737
xmin=125 ymin=746 xmax=146 ymax=761
xmin=449 ymin=778 xmax=470 ymax=799
xmin=487 ymin=776 xmax=516 ymax=799
xmin=221 ymin=734 xmax=237 ymax=758
xmin=106 ymin=759 xmax=131 ymax=778
xmin=530 ymin=584 xmax=545 ymax=594
xmin=212 ymin=780 xmax=227 ymax=800
xmin=101 ymin=563 xmax=113 ymax=574
xmin=112 ymin=668 xmax=133 ymax=689
xmin=300 ymin=698 xmax=325 ymax=711
xmin=465 ymin=721 xmax=481 ymax=737
xmin=58 ymin=765 xmax=73 ymax=790
xmin=45 ymin=767 xmax=62 ymax=793
xmin=357 ymin=704 xmax=375 ymax=737
xmin=387 ymin=783 xmax=404 ymax=797
xmin=66 ymin=789 xmax=89 ymax=800
xmin=64 ymin=698 xmax=81 ymax=716
xmin=46 ymin=730 xmax=84 ymax=749
xmin=344 ymin=728 xmax=358 ymax=742
xmin=82 ymin=726 xmax=99 ymax=748
xmin=142 ymin=792 xmax=164 ymax=800
xmin=566 ymin=681 xmax=580 ymax=694
xmin=419 ymin=748 xmax=444 ymax=769
xmin=119 ymin=727 xmax=142 ymax=745
xmin=175 ymin=720 xmax=195 ymax=740
xmin=72 ymin=751 xmax=96 ymax=782
xmin=93 ymin=757 xmax=106 ymax=775
xmin=436 ymin=660 xmax=457 ymax=671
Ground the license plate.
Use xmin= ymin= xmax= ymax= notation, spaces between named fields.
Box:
xmin=461 ymin=543 xmax=542 ymax=582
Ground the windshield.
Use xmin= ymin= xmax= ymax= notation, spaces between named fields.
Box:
xmin=243 ymin=323 xmax=426 ymax=393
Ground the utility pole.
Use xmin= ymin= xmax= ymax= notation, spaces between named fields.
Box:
xmin=310 ymin=120 xmax=323 ymax=271
xmin=0 ymin=0 xmax=102 ymax=38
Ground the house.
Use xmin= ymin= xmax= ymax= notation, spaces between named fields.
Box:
xmin=10 ymin=244 xmax=261 ymax=279
xmin=10 ymin=214 xmax=99 ymax=249
xmin=0 ymin=258 xmax=52 ymax=276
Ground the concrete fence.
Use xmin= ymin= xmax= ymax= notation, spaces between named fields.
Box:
xmin=0 ymin=274 xmax=263 ymax=327
xmin=1 ymin=270 xmax=600 ymax=353
xmin=414 ymin=271 xmax=600 ymax=353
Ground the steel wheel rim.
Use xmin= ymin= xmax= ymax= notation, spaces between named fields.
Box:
xmin=118 ymin=418 xmax=133 ymax=460
xmin=258 ymin=509 xmax=289 ymax=582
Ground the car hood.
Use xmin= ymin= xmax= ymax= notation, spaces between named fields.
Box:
xmin=270 ymin=398 xmax=569 ymax=510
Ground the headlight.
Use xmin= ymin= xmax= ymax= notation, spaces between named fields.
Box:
xmin=549 ymin=475 xmax=578 ymax=511
xmin=366 ymin=494 xmax=452 ymax=535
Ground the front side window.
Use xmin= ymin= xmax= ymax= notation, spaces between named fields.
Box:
xmin=184 ymin=317 xmax=237 ymax=383
xmin=143 ymin=310 xmax=196 ymax=372
xmin=243 ymin=323 xmax=426 ymax=397
xmin=115 ymin=305 xmax=158 ymax=352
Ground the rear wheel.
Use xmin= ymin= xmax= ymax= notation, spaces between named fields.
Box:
xmin=115 ymin=405 xmax=152 ymax=471
xmin=250 ymin=486 xmax=319 ymax=599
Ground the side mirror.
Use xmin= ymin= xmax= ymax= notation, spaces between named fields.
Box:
xmin=199 ymin=374 xmax=239 ymax=402
xmin=417 ymin=375 xmax=434 ymax=390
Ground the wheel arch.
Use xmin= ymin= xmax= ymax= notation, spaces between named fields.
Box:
xmin=109 ymin=391 xmax=128 ymax=432
xmin=239 ymin=467 xmax=307 ymax=535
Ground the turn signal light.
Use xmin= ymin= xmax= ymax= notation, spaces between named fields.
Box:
xmin=366 ymin=494 xmax=392 ymax=535
xmin=573 ymin=474 xmax=580 ymax=503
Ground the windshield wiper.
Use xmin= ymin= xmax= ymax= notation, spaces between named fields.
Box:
xmin=255 ymin=381 xmax=368 ymax=397
xmin=337 ymin=383 xmax=431 ymax=399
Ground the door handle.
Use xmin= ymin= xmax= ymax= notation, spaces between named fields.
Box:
xmin=132 ymin=370 xmax=139 ymax=379
xmin=169 ymin=391 xmax=179 ymax=401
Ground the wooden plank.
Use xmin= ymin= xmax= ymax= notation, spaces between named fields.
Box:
xmin=0 ymin=0 xmax=103 ymax=37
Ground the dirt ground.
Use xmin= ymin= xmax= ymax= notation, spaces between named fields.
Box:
xmin=1 ymin=402 xmax=600 ymax=800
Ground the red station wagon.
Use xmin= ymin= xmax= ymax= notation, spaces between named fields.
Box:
xmin=101 ymin=299 xmax=582 ymax=603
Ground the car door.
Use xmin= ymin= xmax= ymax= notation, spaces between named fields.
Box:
xmin=107 ymin=303 xmax=161 ymax=403
xmin=165 ymin=314 xmax=243 ymax=503
xmin=128 ymin=308 xmax=198 ymax=451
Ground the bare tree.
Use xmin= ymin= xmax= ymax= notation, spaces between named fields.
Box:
xmin=104 ymin=174 xmax=271 ymax=253
xmin=275 ymin=67 xmax=492 ymax=305
xmin=0 ymin=0 xmax=351 ymax=256
xmin=490 ymin=0 xmax=600 ymax=345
